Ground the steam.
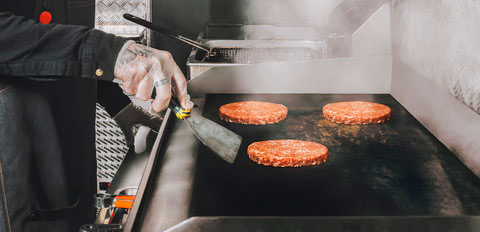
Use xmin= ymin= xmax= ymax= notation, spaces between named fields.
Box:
xmin=244 ymin=0 xmax=342 ymax=28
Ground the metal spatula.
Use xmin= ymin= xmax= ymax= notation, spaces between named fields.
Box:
xmin=169 ymin=98 xmax=242 ymax=163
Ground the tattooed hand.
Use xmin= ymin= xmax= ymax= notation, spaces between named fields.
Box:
xmin=114 ymin=41 xmax=194 ymax=112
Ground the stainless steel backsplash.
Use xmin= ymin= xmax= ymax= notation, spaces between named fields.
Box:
xmin=391 ymin=0 xmax=480 ymax=115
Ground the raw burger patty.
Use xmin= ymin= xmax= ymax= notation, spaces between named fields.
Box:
xmin=219 ymin=101 xmax=288 ymax=125
xmin=323 ymin=101 xmax=391 ymax=124
xmin=247 ymin=139 xmax=328 ymax=167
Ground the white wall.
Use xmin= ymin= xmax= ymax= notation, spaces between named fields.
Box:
xmin=391 ymin=0 xmax=480 ymax=114
xmin=391 ymin=0 xmax=480 ymax=176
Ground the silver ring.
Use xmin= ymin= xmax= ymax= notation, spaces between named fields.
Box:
xmin=154 ymin=78 xmax=169 ymax=88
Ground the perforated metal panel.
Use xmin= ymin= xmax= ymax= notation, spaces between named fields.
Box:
xmin=94 ymin=0 xmax=150 ymax=193
xmin=95 ymin=0 xmax=148 ymax=37
xmin=95 ymin=104 xmax=128 ymax=193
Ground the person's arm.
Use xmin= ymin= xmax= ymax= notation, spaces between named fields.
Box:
xmin=0 ymin=12 xmax=193 ymax=113
xmin=0 ymin=12 xmax=127 ymax=80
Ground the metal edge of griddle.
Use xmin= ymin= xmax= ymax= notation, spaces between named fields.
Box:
xmin=131 ymin=98 xmax=204 ymax=231
xmin=391 ymin=59 xmax=480 ymax=178
xmin=123 ymin=109 xmax=173 ymax=232
xmin=105 ymin=125 xmax=160 ymax=196
xmin=164 ymin=216 xmax=480 ymax=232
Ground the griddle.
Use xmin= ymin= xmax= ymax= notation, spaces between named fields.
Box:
xmin=165 ymin=216 xmax=480 ymax=232
xmin=189 ymin=94 xmax=480 ymax=217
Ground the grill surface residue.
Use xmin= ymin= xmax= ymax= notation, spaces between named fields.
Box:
xmin=284 ymin=111 xmax=397 ymax=147
xmin=189 ymin=94 xmax=480 ymax=217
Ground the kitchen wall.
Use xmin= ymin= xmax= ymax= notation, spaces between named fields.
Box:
xmin=390 ymin=0 xmax=480 ymax=176
xmin=391 ymin=0 xmax=480 ymax=115
xmin=209 ymin=0 xmax=341 ymax=27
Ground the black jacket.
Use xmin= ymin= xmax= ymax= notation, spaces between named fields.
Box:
xmin=0 ymin=1 xmax=130 ymax=231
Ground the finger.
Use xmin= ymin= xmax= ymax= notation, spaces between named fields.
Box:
xmin=122 ymin=81 xmax=136 ymax=95
xmin=116 ymin=66 xmax=137 ymax=94
xmin=122 ymin=70 xmax=142 ymax=95
xmin=135 ymin=64 xmax=157 ymax=101
xmin=171 ymin=66 xmax=194 ymax=110
xmin=151 ymin=73 xmax=171 ymax=112
xmin=123 ymin=61 xmax=148 ymax=95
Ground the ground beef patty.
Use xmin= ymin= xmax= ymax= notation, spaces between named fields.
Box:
xmin=219 ymin=101 xmax=288 ymax=125
xmin=323 ymin=101 xmax=391 ymax=124
xmin=247 ymin=139 xmax=328 ymax=167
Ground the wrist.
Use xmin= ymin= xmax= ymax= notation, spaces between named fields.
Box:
xmin=88 ymin=29 xmax=130 ymax=81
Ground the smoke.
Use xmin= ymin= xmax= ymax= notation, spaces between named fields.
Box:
xmin=234 ymin=0 xmax=480 ymax=115
xmin=244 ymin=0 xmax=342 ymax=28
xmin=209 ymin=0 xmax=342 ymax=28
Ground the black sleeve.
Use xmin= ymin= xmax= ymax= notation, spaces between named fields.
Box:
xmin=0 ymin=12 xmax=128 ymax=81
xmin=97 ymin=81 xmax=132 ymax=117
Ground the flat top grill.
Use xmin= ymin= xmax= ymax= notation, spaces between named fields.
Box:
xmin=189 ymin=94 xmax=480 ymax=217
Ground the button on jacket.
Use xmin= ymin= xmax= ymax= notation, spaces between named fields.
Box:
xmin=0 ymin=0 xmax=131 ymax=231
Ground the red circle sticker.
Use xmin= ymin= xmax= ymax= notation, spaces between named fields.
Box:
xmin=39 ymin=11 xmax=52 ymax=24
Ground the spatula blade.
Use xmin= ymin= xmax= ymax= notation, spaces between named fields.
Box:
xmin=184 ymin=113 xmax=241 ymax=163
